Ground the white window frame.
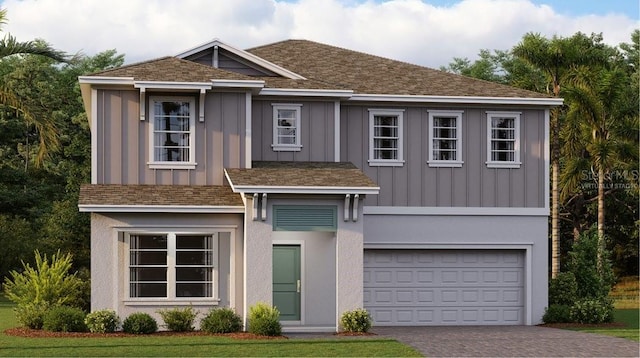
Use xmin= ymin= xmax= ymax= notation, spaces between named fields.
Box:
xmin=486 ymin=111 xmax=521 ymax=168
xmin=428 ymin=110 xmax=464 ymax=167
xmin=272 ymin=103 xmax=303 ymax=151
xmin=368 ymin=109 xmax=405 ymax=167
xmin=148 ymin=96 xmax=197 ymax=169
xmin=124 ymin=231 xmax=219 ymax=303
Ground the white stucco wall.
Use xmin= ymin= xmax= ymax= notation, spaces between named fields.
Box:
xmin=243 ymin=195 xmax=365 ymax=331
xmin=90 ymin=212 xmax=244 ymax=328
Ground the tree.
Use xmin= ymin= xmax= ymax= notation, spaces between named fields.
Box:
xmin=0 ymin=8 xmax=68 ymax=163
xmin=560 ymin=36 xmax=639 ymax=263
xmin=0 ymin=49 xmax=124 ymax=283
xmin=512 ymin=32 xmax=611 ymax=277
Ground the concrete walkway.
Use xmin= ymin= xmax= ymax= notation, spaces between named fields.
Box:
xmin=374 ymin=326 xmax=639 ymax=357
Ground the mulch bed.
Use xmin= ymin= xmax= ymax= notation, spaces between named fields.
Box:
xmin=4 ymin=327 xmax=286 ymax=339
xmin=5 ymin=327 xmax=377 ymax=339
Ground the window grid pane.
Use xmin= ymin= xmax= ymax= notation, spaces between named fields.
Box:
xmin=373 ymin=115 xmax=399 ymax=160
xmin=153 ymin=100 xmax=191 ymax=162
xmin=490 ymin=117 xmax=516 ymax=162
xmin=130 ymin=235 xmax=168 ymax=298
xmin=432 ymin=116 xmax=458 ymax=161
xmin=275 ymin=108 xmax=299 ymax=145
xmin=175 ymin=235 xmax=214 ymax=298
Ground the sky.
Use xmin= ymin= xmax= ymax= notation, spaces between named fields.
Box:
xmin=0 ymin=0 xmax=637 ymax=69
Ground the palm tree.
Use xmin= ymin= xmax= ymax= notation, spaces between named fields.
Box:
xmin=512 ymin=32 xmax=610 ymax=277
xmin=561 ymin=63 xmax=638 ymax=262
xmin=0 ymin=8 xmax=68 ymax=164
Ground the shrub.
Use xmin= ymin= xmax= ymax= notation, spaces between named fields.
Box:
xmin=548 ymin=272 xmax=578 ymax=306
xmin=542 ymin=304 xmax=572 ymax=323
xmin=567 ymin=229 xmax=614 ymax=300
xmin=570 ymin=298 xmax=614 ymax=324
xmin=14 ymin=302 xmax=50 ymax=329
xmin=85 ymin=309 xmax=120 ymax=333
xmin=248 ymin=302 xmax=281 ymax=336
xmin=122 ymin=312 xmax=158 ymax=334
xmin=157 ymin=307 xmax=197 ymax=332
xmin=200 ymin=307 xmax=243 ymax=333
xmin=42 ymin=305 xmax=88 ymax=332
xmin=340 ymin=308 xmax=372 ymax=333
xmin=3 ymin=250 xmax=84 ymax=328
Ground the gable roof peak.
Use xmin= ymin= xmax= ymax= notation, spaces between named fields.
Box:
xmin=176 ymin=38 xmax=306 ymax=80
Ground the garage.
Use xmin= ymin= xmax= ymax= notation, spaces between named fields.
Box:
xmin=363 ymin=249 xmax=525 ymax=325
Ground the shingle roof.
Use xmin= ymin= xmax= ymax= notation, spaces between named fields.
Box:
xmin=93 ymin=57 xmax=255 ymax=82
xmin=78 ymin=184 xmax=243 ymax=207
xmin=225 ymin=161 xmax=379 ymax=191
xmin=247 ymin=39 xmax=551 ymax=98
xmin=88 ymin=39 xmax=552 ymax=99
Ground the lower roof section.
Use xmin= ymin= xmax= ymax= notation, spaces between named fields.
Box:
xmin=224 ymin=161 xmax=380 ymax=195
xmin=78 ymin=184 xmax=244 ymax=213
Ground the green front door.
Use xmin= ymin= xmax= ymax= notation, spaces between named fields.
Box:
xmin=273 ymin=245 xmax=301 ymax=321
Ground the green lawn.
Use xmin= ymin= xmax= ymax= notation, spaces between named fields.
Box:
xmin=0 ymin=299 xmax=420 ymax=357
xmin=572 ymin=309 xmax=640 ymax=342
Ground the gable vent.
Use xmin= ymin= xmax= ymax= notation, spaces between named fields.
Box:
xmin=273 ymin=205 xmax=337 ymax=232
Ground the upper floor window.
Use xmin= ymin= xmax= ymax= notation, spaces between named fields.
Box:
xmin=128 ymin=232 xmax=217 ymax=300
xmin=148 ymin=97 xmax=196 ymax=169
xmin=368 ymin=109 xmax=404 ymax=166
xmin=486 ymin=111 xmax=521 ymax=168
xmin=272 ymin=104 xmax=302 ymax=151
xmin=428 ymin=110 xmax=463 ymax=167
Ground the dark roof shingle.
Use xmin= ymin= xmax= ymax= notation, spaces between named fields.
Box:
xmin=247 ymin=39 xmax=551 ymax=98
xmin=225 ymin=161 xmax=378 ymax=189
xmin=93 ymin=57 xmax=256 ymax=82
xmin=79 ymin=184 xmax=243 ymax=207
xmin=88 ymin=39 xmax=553 ymax=99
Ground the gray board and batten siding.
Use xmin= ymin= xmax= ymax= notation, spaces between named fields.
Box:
xmin=94 ymin=89 xmax=247 ymax=186
xmin=251 ymin=99 xmax=336 ymax=163
xmin=340 ymin=104 xmax=547 ymax=208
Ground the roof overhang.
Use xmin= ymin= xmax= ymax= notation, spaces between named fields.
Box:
xmin=176 ymin=38 xmax=307 ymax=80
xmin=78 ymin=204 xmax=245 ymax=213
xmin=259 ymin=88 xmax=354 ymax=98
xmin=349 ymin=94 xmax=564 ymax=106
xmin=134 ymin=81 xmax=213 ymax=91
xmin=227 ymin=185 xmax=380 ymax=195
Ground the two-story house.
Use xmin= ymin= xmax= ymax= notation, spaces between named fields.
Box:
xmin=78 ymin=39 xmax=562 ymax=332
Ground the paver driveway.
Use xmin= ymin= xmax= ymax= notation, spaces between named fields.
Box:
xmin=374 ymin=326 xmax=639 ymax=357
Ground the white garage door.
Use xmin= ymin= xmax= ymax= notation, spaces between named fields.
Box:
xmin=364 ymin=249 xmax=524 ymax=325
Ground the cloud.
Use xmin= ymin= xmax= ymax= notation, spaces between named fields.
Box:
xmin=1 ymin=0 xmax=636 ymax=68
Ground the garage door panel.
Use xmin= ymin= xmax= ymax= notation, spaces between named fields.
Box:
xmin=364 ymin=249 xmax=525 ymax=325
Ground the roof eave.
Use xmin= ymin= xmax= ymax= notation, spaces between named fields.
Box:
xmin=349 ymin=94 xmax=564 ymax=106
xmin=228 ymin=185 xmax=380 ymax=195
xmin=259 ymin=88 xmax=354 ymax=98
xmin=78 ymin=204 xmax=245 ymax=213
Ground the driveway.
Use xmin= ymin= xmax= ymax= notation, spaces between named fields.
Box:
xmin=373 ymin=326 xmax=639 ymax=357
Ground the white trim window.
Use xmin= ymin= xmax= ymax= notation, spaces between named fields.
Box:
xmin=486 ymin=111 xmax=521 ymax=168
xmin=428 ymin=110 xmax=463 ymax=167
xmin=368 ymin=109 xmax=404 ymax=166
xmin=127 ymin=232 xmax=218 ymax=300
xmin=148 ymin=96 xmax=196 ymax=169
xmin=272 ymin=104 xmax=302 ymax=151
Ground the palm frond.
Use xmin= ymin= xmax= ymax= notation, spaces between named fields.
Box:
xmin=0 ymin=34 xmax=68 ymax=62
xmin=0 ymin=86 xmax=59 ymax=165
